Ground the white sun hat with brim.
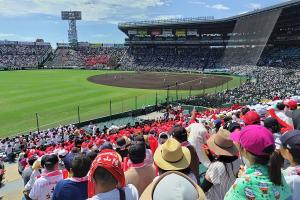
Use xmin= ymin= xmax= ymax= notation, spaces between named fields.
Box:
xmin=140 ymin=171 xmax=206 ymax=200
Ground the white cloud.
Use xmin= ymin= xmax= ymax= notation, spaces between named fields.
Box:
xmin=239 ymin=11 xmax=249 ymax=15
xmin=248 ymin=3 xmax=262 ymax=10
xmin=206 ymin=4 xmax=230 ymax=10
xmin=189 ymin=1 xmax=230 ymax=10
xmin=0 ymin=33 xmax=35 ymax=41
xmin=0 ymin=0 xmax=168 ymax=22
xmin=188 ymin=0 xmax=205 ymax=5
xmin=0 ymin=33 xmax=16 ymax=37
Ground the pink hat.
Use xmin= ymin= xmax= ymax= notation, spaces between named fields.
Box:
xmin=230 ymin=130 xmax=241 ymax=142
xmin=231 ymin=125 xmax=275 ymax=156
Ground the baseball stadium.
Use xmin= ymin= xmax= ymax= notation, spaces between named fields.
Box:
xmin=1 ymin=0 xmax=300 ymax=200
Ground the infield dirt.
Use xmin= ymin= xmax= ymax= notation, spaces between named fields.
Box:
xmin=88 ymin=72 xmax=232 ymax=90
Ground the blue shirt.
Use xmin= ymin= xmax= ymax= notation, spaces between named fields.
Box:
xmin=52 ymin=179 xmax=88 ymax=200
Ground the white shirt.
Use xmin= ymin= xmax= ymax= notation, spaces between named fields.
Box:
xmin=29 ymin=171 xmax=63 ymax=200
xmin=276 ymin=111 xmax=293 ymax=126
xmin=25 ymin=169 xmax=41 ymax=191
xmin=14 ymin=143 xmax=21 ymax=151
xmin=205 ymin=159 xmax=241 ymax=200
xmin=283 ymin=166 xmax=300 ymax=200
xmin=187 ymin=122 xmax=211 ymax=167
xmin=88 ymin=184 xmax=139 ymax=200
xmin=5 ymin=146 xmax=12 ymax=154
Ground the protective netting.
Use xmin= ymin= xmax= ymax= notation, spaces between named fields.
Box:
xmin=221 ymin=9 xmax=282 ymax=66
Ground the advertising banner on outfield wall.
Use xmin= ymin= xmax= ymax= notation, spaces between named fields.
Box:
xmin=187 ymin=29 xmax=198 ymax=36
xmin=151 ymin=29 xmax=161 ymax=36
xmin=137 ymin=29 xmax=148 ymax=36
xmin=176 ymin=29 xmax=186 ymax=37
xmin=128 ymin=30 xmax=137 ymax=35
xmin=162 ymin=29 xmax=173 ymax=36
xmin=90 ymin=43 xmax=103 ymax=48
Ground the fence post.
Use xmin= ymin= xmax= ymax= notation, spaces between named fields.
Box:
xmin=109 ymin=99 xmax=112 ymax=119
xmin=77 ymin=105 xmax=81 ymax=124
xmin=155 ymin=92 xmax=158 ymax=106
xmin=176 ymin=82 xmax=178 ymax=101
xmin=35 ymin=113 xmax=40 ymax=133
xmin=167 ymin=85 xmax=170 ymax=103
xmin=135 ymin=96 xmax=137 ymax=110
xmin=189 ymin=86 xmax=192 ymax=98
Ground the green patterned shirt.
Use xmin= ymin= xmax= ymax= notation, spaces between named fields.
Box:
xmin=224 ymin=164 xmax=291 ymax=200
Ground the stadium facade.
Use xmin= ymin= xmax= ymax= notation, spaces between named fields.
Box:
xmin=118 ymin=0 xmax=300 ymax=47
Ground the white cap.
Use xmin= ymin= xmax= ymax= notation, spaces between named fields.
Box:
xmin=153 ymin=173 xmax=199 ymax=200
xmin=58 ymin=149 xmax=68 ymax=157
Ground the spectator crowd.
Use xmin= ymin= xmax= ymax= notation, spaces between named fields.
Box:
xmin=184 ymin=65 xmax=300 ymax=107
xmin=1 ymin=95 xmax=300 ymax=199
xmin=0 ymin=40 xmax=299 ymax=72
xmin=0 ymin=41 xmax=51 ymax=69
xmin=47 ymin=46 xmax=126 ymax=69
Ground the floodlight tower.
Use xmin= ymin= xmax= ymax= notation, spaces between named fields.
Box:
xmin=61 ymin=11 xmax=82 ymax=47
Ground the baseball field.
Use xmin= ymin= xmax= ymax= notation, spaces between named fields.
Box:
xmin=0 ymin=70 xmax=244 ymax=137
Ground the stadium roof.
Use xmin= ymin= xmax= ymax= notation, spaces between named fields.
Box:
xmin=118 ymin=0 xmax=300 ymax=29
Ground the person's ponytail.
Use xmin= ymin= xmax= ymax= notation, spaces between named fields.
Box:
xmin=253 ymin=145 xmax=283 ymax=186
xmin=269 ymin=151 xmax=283 ymax=185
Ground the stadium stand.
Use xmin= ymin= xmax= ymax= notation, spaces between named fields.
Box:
xmin=0 ymin=40 xmax=51 ymax=69
xmin=45 ymin=43 xmax=127 ymax=69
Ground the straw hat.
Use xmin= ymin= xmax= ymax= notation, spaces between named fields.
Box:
xmin=207 ymin=129 xmax=238 ymax=156
xmin=140 ymin=171 xmax=206 ymax=200
xmin=154 ymin=138 xmax=191 ymax=171
xmin=32 ymin=158 xmax=42 ymax=170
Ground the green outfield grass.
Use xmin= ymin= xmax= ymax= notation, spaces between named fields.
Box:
xmin=0 ymin=70 xmax=245 ymax=137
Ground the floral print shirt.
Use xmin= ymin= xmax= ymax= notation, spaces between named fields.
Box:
xmin=224 ymin=164 xmax=291 ymax=200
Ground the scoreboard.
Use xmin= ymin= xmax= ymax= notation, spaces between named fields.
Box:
xmin=61 ymin=11 xmax=82 ymax=20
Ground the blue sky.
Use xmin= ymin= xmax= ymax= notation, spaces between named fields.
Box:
xmin=0 ymin=0 xmax=290 ymax=46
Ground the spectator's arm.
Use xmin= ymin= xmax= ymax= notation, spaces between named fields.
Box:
xmin=201 ymin=177 xmax=213 ymax=192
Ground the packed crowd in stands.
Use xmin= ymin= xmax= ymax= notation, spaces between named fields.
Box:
xmin=46 ymin=46 xmax=126 ymax=68
xmin=1 ymin=96 xmax=300 ymax=199
xmin=184 ymin=65 xmax=300 ymax=107
xmin=0 ymin=40 xmax=299 ymax=71
xmin=0 ymin=42 xmax=51 ymax=68
xmin=120 ymin=46 xmax=300 ymax=72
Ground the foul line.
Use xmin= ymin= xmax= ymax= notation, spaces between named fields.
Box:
xmin=162 ymin=76 xmax=206 ymax=90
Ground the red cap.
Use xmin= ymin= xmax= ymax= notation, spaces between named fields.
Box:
xmin=284 ymin=99 xmax=298 ymax=110
xmin=243 ymin=111 xmax=260 ymax=125
xmin=81 ymin=142 xmax=88 ymax=149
